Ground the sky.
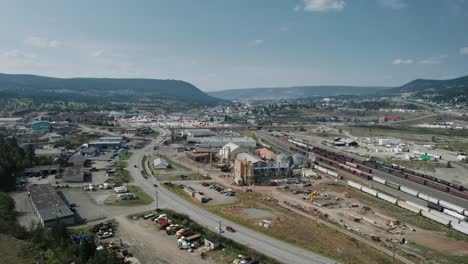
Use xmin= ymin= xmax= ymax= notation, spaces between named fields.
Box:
xmin=0 ymin=0 xmax=467 ymax=91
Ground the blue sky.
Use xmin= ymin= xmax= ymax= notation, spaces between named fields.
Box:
xmin=0 ymin=0 xmax=467 ymax=91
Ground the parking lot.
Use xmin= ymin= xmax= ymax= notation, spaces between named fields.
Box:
xmin=179 ymin=181 xmax=238 ymax=205
xmin=61 ymin=189 xmax=108 ymax=222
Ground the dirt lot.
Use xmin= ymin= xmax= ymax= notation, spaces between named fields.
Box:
xmin=116 ymin=216 xmax=215 ymax=264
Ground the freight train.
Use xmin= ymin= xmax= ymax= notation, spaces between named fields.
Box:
xmin=286 ymin=137 xmax=468 ymax=200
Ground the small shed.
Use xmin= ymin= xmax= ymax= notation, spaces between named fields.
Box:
xmin=204 ymin=236 xmax=220 ymax=250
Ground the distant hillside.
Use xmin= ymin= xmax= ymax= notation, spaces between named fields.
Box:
xmin=388 ymin=75 xmax=468 ymax=93
xmin=388 ymin=75 xmax=468 ymax=103
xmin=208 ymin=86 xmax=387 ymax=101
xmin=0 ymin=73 xmax=221 ymax=106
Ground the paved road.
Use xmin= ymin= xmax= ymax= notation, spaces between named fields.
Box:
xmin=126 ymin=128 xmax=339 ymax=264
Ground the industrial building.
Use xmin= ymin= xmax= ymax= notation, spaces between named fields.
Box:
xmin=28 ymin=184 xmax=75 ymax=227
xmin=63 ymin=166 xmax=85 ymax=182
xmin=31 ymin=121 xmax=52 ymax=131
xmin=177 ymin=128 xmax=217 ymax=138
xmin=234 ymin=159 xmax=255 ymax=185
xmin=87 ymin=141 xmax=121 ymax=149
xmin=24 ymin=165 xmax=60 ymax=177
xmin=218 ymin=143 xmax=251 ymax=161
xmin=236 ymin=152 xmax=265 ymax=166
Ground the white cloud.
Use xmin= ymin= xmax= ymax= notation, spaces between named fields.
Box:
xmin=302 ymin=0 xmax=345 ymax=12
xmin=91 ymin=49 xmax=105 ymax=57
xmin=419 ymin=54 xmax=448 ymax=65
xmin=378 ymin=0 xmax=406 ymax=9
xmin=280 ymin=26 xmax=289 ymax=32
xmin=249 ymin=39 xmax=264 ymax=47
xmin=1 ymin=49 xmax=36 ymax=60
xmin=392 ymin=58 xmax=413 ymax=65
xmin=460 ymin=47 xmax=468 ymax=55
xmin=24 ymin=36 xmax=61 ymax=48
xmin=293 ymin=5 xmax=301 ymax=12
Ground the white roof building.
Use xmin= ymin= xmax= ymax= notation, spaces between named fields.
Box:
xmin=153 ymin=158 xmax=170 ymax=169
xmin=218 ymin=143 xmax=240 ymax=160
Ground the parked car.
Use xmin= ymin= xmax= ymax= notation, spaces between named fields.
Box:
xmin=303 ymin=183 xmax=312 ymax=187
xmin=226 ymin=226 xmax=235 ymax=232
xmin=98 ymin=232 xmax=113 ymax=239
xmin=133 ymin=165 xmax=137 ymax=168
xmin=153 ymin=184 xmax=158 ymax=187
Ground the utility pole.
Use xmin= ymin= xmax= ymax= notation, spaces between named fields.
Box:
xmin=155 ymin=190 xmax=159 ymax=211
xmin=218 ymin=220 xmax=222 ymax=239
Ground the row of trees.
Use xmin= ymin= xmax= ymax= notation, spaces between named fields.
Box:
xmin=0 ymin=192 xmax=122 ymax=264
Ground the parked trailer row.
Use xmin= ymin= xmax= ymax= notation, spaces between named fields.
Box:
xmin=313 ymin=165 xmax=340 ymax=178
xmin=347 ymin=181 xmax=468 ymax=235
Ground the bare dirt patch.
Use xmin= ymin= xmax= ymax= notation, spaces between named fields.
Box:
xmin=406 ymin=230 xmax=468 ymax=256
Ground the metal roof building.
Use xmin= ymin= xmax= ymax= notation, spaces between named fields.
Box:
xmin=28 ymin=184 xmax=75 ymax=227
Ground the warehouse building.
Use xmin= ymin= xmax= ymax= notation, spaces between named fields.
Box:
xmin=28 ymin=184 xmax=75 ymax=227
xmin=63 ymin=166 xmax=85 ymax=182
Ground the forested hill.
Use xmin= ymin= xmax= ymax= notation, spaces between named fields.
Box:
xmin=387 ymin=75 xmax=468 ymax=103
xmin=0 ymin=73 xmax=222 ymax=106
xmin=389 ymin=75 xmax=468 ymax=93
